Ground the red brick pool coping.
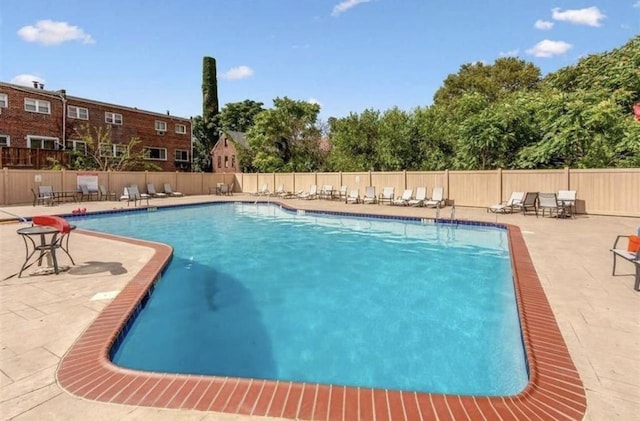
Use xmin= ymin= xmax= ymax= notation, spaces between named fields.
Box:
xmin=57 ymin=205 xmax=587 ymax=420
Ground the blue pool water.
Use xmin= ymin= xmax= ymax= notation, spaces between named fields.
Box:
xmin=73 ymin=203 xmax=528 ymax=396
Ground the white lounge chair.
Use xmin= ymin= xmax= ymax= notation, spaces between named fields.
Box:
xmin=424 ymin=187 xmax=445 ymax=208
xmin=254 ymin=183 xmax=270 ymax=196
xmin=362 ymin=186 xmax=377 ymax=204
xmin=346 ymin=189 xmax=360 ymax=204
xmin=298 ymin=184 xmax=317 ymax=200
xmin=488 ymin=191 xmax=524 ymax=213
xmin=610 ymin=234 xmax=640 ymax=291
xmin=147 ymin=183 xmax=167 ymax=198
xmin=337 ymin=185 xmax=348 ymax=201
xmin=163 ymin=183 xmax=183 ymax=197
xmin=538 ymin=192 xmax=565 ymax=217
xmin=408 ymin=187 xmax=427 ymax=207
xmin=392 ymin=189 xmax=413 ymax=206
xmin=378 ymin=187 xmax=395 ymax=205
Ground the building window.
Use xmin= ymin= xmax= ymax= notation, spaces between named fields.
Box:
xmin=175 ymin=149 xmax=189 ymax=162
xmin=144 ymin=147 xmax=167 ymax=160
xmin=24 ymin=98 xmax=51 ymax=114
xmin=105 ymin=112 xmax=123 ymax=125
xmin=0 ymin=93 xmax=7 ymax=108
xmin=175 ymin=124 xmax=186 ymax=134
xmin=155 ymin=121 xmax=167 ymax=132
xmin=68 ymin=105 xmax=89 ymax=120
xmin=67 ymin=139 xmax=87 ymax=153
xmin=224 ymin=156 xmax=229 ymax=168
xmin=224 ymin=138 xmax=228 ymax=147
xmin=0 ymin=134 xmax=9 ymax=146
xmin=218 ymin=156 xmax=222 ymax=168
xmin=27 ymin=136 xmax=61 ymax=150
xmin=99 ymin=143 xmax=127 ymax=157
xmin=231 ymin=155 xmax=236 ymax=168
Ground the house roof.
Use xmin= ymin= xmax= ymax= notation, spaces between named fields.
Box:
xmin=212 ymin=131 xmax=248 ymax=152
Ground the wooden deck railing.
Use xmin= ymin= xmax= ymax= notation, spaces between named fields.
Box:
xmin=0 ymin=147 xmax=71 ymax=169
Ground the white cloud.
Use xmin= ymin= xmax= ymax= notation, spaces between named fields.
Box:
xmin=220 ymin=65 xmax=254 ymax=80
xmin=551 ymin=7 xmax=606 ymax=27
xmin=534 ymin=20 xmax=554 ymax=30
xmin=499 ymin=49 xmax=519 ymax=57
xmin=308 ymin=98 xmax=322 ymax=106
xmin=17 ymin=20 xmax=94 ymax=45
xmin=526 ymin=39 xmax=572 ymax=58
xmin=634 ymin=1 xmax=640 ymax=8
xmin=11 ymin=74 xmax=45 ymax=86
xmin=331 ymin=0 xmax=372 ymax=16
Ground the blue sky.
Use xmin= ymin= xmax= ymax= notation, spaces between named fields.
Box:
xmin=1 ymin=1 xmax=638 ymax=121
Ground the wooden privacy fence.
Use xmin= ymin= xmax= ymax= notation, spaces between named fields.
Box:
xmin=1 ymin=168 xmax=638 ymax=217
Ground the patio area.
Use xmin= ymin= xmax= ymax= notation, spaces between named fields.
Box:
xmin=0 ymin=195 xmax=638 ymax=420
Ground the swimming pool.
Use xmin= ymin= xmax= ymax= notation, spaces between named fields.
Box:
xmin=73 ymin=202 xmax=528 ymax=396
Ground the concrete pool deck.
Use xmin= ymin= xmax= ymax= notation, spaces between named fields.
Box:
xmin=0 ymin=195 xmax=638 ymax=420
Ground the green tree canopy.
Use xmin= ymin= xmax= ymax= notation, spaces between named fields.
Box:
xmin=217 ymin=100 xmax=265 ymax=132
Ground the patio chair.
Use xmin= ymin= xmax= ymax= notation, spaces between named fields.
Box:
xmin=254 ymin=183 xmax=270 ymax=196
xmin=298 ymin=184 xmax=317 ymax=200
xmin=424 ymin=187 xmax=445 ymax=208
xmin=163 ymin=183 xmax=183 ymax=197
xmin=147 ymin=183 xmax=167 ymax=198
xmin=487 ymin=191 xmax=525 ymax=214
xmin=518 ymin=192 xmax=539 ymax=216
xmin=346 ymin=189 xmax=360 ymax=204
xmin=538 ymin=192 xmax=566 ymax=218
xmin=408 ymin=187 xmax=427 ymax=207
xmin=98 ymin=185 xmax=116 ymax=201
xmin=378 ymin=187 xmax=395 ymax=205
xmin=557 ymin=190 xmax=577 ymax=217
xmin=123 ymin=185 xmax=149 ymax=206
xmin=610 ymin=234 xmax=640 ymax=291
xmin=392 ymin=189 xmax=413 ymax=206
xmin=79 ymin=184 xmax=99 ymax=202
xmin=319 ymin=185 xmax=333 ymax=200
xmin=362 ymin=186 xmax=377 ymax=204
xmin=337 ymin=185 xmax=348 ymax=201
xmin=274 ymin=184 xmax=286 ymax=197
xmin=32 ymin=187 xmax=55 ymax=206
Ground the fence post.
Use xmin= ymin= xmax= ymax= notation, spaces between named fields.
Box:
xmin=368 ymin=171 xmax=372 ymax=187
xmin=444 ymin=169 xmax=449 ymax=199
xmin=403 ymin=170 xmax=407 ymax=189
xmin=2 ymin=167 xmax=7 ymax=206
xmin=564 ymin=167 xmax=570 ymax=189
xmin=497 ymin=168 xmax=503 ymax=202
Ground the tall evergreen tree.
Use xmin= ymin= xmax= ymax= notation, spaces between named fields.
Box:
xmin=193 ymin=56 xmax=220 ymax=172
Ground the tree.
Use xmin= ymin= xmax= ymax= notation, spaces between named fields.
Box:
xmin=67 ymin=124 xmax=159 ymax=171
xmin=433 ymin=57 xmax=541 ymax=106
xmin=246 ymin=97 xmax=323 ymax=172
xmin=217 ymin=100 xmax=265 ymax=132
xmin=376 ymin=107 xmax=417 ymax=170
xmin=327 ymin=109 xmax=381 ymax=171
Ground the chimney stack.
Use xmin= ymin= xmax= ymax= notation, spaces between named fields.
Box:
xmin=166 ymin=110 xmax=170 ymax=115
xmin=32 ymin=81 xmax=39 ymax=88
xmin=39 ymin=83 xmax=44 ymax=89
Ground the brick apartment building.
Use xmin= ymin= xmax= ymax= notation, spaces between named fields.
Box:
xmin=0 ymin=81 xmax=192 ymax=171
xmin=211 ymin=130 xmax=246 ymax=173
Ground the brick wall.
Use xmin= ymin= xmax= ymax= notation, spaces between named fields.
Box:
xmin=211 ymin=135 xmax=239 ymax=173
xmin=0 ymin=82 xmax=192 ymax=171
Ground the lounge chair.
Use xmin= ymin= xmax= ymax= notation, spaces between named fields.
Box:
xmin=424 ymin=187 xmax=445 ymax=208
xmin=254 ymin=183 xmax=270 ymax=196
xmin=346 ymin=189 xmax=360 ymax=204
xmin=518 ymin=192 xmax=539 ymax=216
xmin=378 ymin=187 xmax=395 ymax=205
xmin=163 ymin=183 xmax=183 ymax=197
xmin=32 ymin=187 xmax=55 ymax=206
xmin=274 ymin=184 xmax=287 ymax=197
xmin=98 ymin=185 xmax=116 ymax=201
xmin=392 ymin=189 xmax=413 ymax=206
xmin=79 ymin=184 xmax=99 ymax=202
xmin=610 ymin=234 xmax=640 ymax=291
xmin=147 ymin=183 xmax=167 ymax=198
xmin=298 ymin=184 xmax=317 ymax=200
xmin=319 ymin=185 xmax=333 ymax=200
xmin=337 ymin=185 xmax=348 ymax=201
xmin=362 ymin=186 xmax=377 ymax=204
xmin=487 ymin=192 xmax=525 ymax=213
xmin=122 ymin=185 xmax=149 ymax=206
xmin=408 ymin=187 xmax=427 ymax=207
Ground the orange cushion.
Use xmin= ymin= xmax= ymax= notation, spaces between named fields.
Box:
xmin=628 ymin=235 xmax=640 ymax=253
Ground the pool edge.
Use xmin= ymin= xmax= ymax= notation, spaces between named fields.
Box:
xmin=56 ymin=202 xmax=587 ymax=420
